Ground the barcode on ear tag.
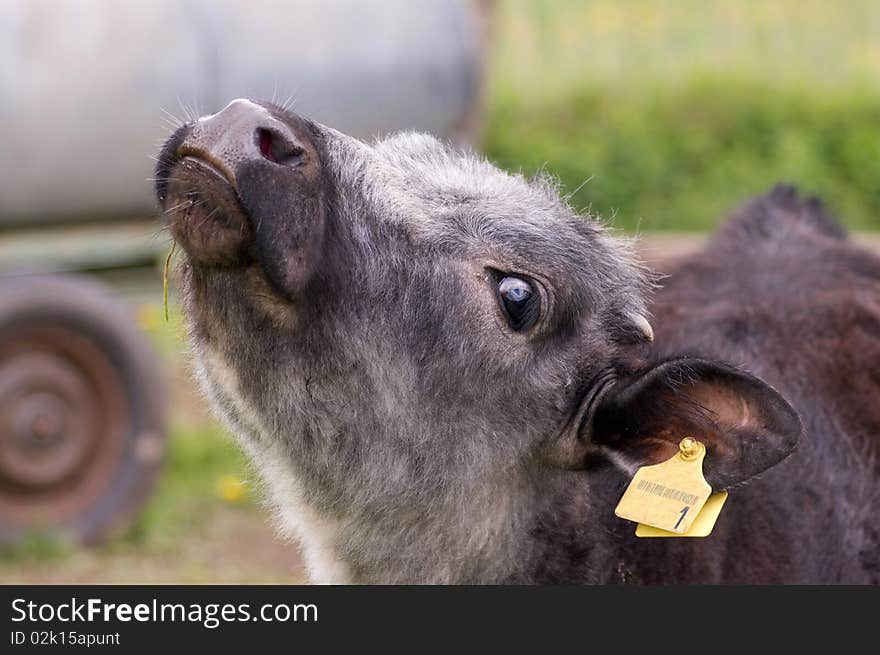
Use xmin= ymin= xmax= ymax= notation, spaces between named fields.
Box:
xmin=614 ymin=438 xmax=713 ymax=534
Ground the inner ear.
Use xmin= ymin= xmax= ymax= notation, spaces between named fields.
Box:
xmin=587 ymin=358 xmax=802 ymax=489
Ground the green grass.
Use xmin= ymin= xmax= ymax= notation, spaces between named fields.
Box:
xmin=485 ymin=1 xmax=880 ymax=231
xmin=123 ymin=422 xmax=254 ymax=548
xmin=0 ymin=531 xmax=75 ymax=564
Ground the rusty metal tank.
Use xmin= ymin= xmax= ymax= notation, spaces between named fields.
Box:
xmin=0 ymin=0 xmax=488 ymax=543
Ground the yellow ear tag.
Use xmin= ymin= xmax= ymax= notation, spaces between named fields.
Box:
xmin=614 ymin=437 xmax=726 ymax=536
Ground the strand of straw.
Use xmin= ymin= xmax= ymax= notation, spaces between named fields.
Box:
xmin=163 ymin=240 xmax=177 ymax=321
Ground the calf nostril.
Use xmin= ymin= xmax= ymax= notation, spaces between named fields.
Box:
xmin=258 ymin=128 xmax=276 ymax=162
xmin=256 ymin=128 xmax=304 ymax=166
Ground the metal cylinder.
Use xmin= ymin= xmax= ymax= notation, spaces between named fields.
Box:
xmin=0 ymin=0 xmax=486 ymax=227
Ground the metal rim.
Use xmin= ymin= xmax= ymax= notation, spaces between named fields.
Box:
xmin=0 ymin=324 xmax=128 ymax=528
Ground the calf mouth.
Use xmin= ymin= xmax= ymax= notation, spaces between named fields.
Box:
xmin=158 ymin=150 xmax=255 ymax=268
xmin=155 ymin=99 xmax=327 ymax=298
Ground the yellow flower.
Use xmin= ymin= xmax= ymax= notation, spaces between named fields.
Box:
xmin=136 ymin=303 xmax=161 ymax=332
xmin=217 ymin=476 xmax=247 ymax=503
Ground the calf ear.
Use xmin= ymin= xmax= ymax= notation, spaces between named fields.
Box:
xmin=586 ymin=358 xmax=802 ymax=488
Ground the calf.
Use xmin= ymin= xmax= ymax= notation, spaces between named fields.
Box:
xmin=155 ymin=99 xmax=879 ymax=583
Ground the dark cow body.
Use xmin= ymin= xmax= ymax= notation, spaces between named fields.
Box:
xmin=553 ymin=186 xmax=880 ymax=584
xmin=156 ymin=100 xmax=878 ymax=584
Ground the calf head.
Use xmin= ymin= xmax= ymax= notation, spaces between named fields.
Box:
xmin=155 ymin=99 xmax=801 ymax=582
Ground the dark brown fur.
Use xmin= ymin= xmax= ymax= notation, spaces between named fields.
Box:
xmin=592 ymin=185 xmax=880 ymax=582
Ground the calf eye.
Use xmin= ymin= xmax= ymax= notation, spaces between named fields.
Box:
xmin=497 ymin=275 xmax=540 ymax=331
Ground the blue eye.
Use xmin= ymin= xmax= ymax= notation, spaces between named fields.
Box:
xmin=497 ymin=276 xmax=540 ymax=331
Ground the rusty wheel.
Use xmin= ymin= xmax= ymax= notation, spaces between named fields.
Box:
xmin=0 ymin=274 xmax=166 ymax=544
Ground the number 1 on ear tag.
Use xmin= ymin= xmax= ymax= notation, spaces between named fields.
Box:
xmin=634 ymin=491 xmax=727 ymax=537
xmin=614 ymin=437 xmax=719 ymax=535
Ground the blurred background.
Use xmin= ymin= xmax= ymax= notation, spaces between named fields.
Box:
xmin=1 ymin=0 xmax=878 ymax=583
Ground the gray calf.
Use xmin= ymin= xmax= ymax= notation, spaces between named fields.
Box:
xmin=156 ymin=100 xmax=879 ymax=583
